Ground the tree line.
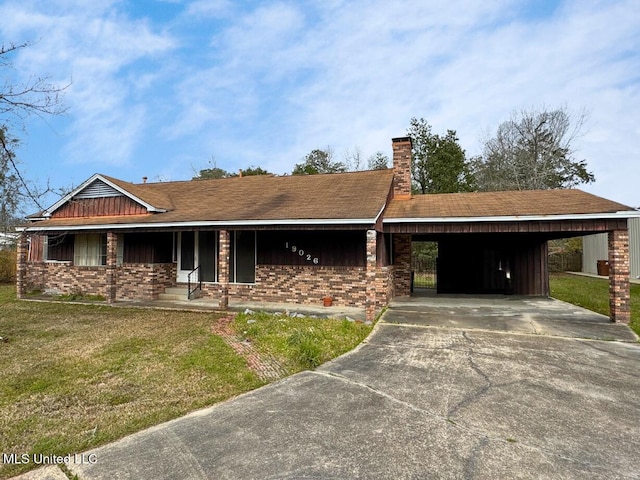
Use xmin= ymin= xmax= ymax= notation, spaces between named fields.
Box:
xmin=194 ymin=108 xmax=595 ymax=194
xmin=193 ymin=147 xmax=390 ymax=179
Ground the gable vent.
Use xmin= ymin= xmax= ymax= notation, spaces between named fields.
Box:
xmin=75 ymin=180 xmax=123 ymax=199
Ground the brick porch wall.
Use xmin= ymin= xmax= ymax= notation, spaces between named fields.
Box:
xmin=24 ymin=262 xmax=109 ymax=298
xmin=24 ymin=261 xmax=176 ymax=301
xmin=116 ymin=263 xmax=176 ymax=300
xmin=200 ymin=264 xmax=371 ymax=308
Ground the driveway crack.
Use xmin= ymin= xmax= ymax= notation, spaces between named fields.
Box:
xmin=447 ymin=331 xmax=493 ymax=418
xmin=312 ymin=369 xmax=620 ymax=477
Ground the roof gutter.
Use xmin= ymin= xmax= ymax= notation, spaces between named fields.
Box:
xmin=383 ymin=210 xmax=640 ymax=224
xmin=16 ymin=217 xmax=378 ymax=232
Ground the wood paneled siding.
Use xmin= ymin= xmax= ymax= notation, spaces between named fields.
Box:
xmin=257 ymin=230 xmax=366 ymax=267
xmin=51 ymin=196 xmax=147 ymax=218
xmin=386 ymin=218 xmax=628 ymax=236
xmin=27 ymin=235 xmax=44 ymax=262
xmin=510 ymin=240 xmax=549 ymax=295
xmin=437 ymin=234 xmax=549 ymax=295
xmin=29 ymin=232 xmax=173 ymax=265
xmin=376 ymin=232 xmax=392 ymax=267
xmin=123 ymin=232 xmax=173 ymax=264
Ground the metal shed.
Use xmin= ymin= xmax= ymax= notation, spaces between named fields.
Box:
xmin=583 ymin=218 xmax=640 ymax=280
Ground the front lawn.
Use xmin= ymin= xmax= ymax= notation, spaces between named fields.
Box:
xmin=549 ymin=273 xmax=640 ymax=336
xmin=0 ymin=285 xmax=371 ymax=479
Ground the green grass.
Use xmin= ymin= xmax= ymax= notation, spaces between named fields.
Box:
xmin=413 ymin=271 xmax=437 ymax=289
xmin=0 ymin=285 xmax=372 ymax=479
xmin=549 ymin=273 xmax=640 ymax=336
xmin=233 ymin=311 xmax=372 ymax=371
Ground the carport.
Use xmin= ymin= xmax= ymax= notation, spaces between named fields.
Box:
xmin=383 ymin=189 xmax=637 ymax=323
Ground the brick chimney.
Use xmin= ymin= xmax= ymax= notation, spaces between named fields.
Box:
xmin=392 ymin=136 xmax=412 ymax=199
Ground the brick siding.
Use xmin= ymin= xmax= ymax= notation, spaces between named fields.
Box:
xmin=24 ymin=261 xmax=176 ymax=301
xmin=393 ymin=234 xmax=412 ymax=296
xmin=392 ymin=137 xmax=412 ymax=198
xmin=116 ymin=263 xmax=176 ymax=300
xmin=608 ymin=229 xmax=630 ymax=323
xmin=201 ymin=264 xmax=369 ymax=307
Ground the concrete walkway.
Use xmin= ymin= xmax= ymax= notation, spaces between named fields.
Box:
xmin=14 ymin=296 xmax=640 ymax=479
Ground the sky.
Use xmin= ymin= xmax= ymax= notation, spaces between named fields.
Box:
xmin=1 ymin=0 xmax=639 ymax=212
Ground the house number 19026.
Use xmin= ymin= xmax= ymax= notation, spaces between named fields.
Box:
xmin=285 ymin=242 xmax=319 ymax=264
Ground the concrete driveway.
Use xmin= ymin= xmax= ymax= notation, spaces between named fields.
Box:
xmin=28 ymin=296 xmax=640 ymax=479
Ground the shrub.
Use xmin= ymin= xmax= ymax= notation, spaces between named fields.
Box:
xmin=0 ymin=249 xmax=16 ymax=283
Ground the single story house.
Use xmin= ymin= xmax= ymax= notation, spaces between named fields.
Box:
xmin=16 ymin=137 xmax=638 ymax=322
xmin=582 ymin=217 xmax=640 ymax=280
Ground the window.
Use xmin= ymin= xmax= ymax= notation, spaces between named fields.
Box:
xmin=74 ymin=234 xmax=107 ymax=266
xmin=230 ymin=231 xmax=256 ymax=283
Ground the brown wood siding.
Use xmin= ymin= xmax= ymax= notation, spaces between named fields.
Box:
xmin=52 ymin=196 xmax=147 ymax=218
xmin=437 ymin=234 xmax=549 ymax=295
xmin=257 ymin=230 xmax=366 ymax=267
xmin=123 ymin=232 xmax=173 ymax=263
xmin=386 ymin=218 xmax=628 ymax=236
xmin=28 ymin=235 xmax=44 ymax=262
xmin=511 ymin=241 xmax=549 ymax=296
xmin=376 ymin=232 xmax=391 ymax=267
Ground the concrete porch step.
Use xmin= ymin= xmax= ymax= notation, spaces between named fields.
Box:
xmin=159 ymin=287 xmax=202 ymax=301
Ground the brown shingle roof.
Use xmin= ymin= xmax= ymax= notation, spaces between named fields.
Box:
xmin=385 ymin=189 xmax=634 ymax=219
xmin=30 ymin=169 xmax=394 ymax=228
xmin=101 ymin=175 xmax=174 ymax=211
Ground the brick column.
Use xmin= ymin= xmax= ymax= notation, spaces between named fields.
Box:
xmin=393 ymin=234 xmax=412 ymax=296
xmin=365 ymin=230 xmax=377 ymax=321
xmin=608 ymin=229 xmax=630 ymax=323
xmin=218 ymin=230 xmax=230 ymax=309
xmin=106 ymin=232 xmax=117 ymax=303
xmin=392 ymin=137 xmax=413 ymax=199
xmin=16 ymin=232 xmax=28 ymax=299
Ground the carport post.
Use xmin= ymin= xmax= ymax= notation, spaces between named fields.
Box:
xmin=608 ymin=229 xmax=630 ymax=323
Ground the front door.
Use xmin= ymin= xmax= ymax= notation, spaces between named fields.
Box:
xmin=177 ymin=231 xmax=218 ymax=283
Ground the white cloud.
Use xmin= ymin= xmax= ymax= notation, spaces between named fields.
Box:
xmin=0 ymin=0 xmax=176 ymax=165
xmin=184 ymin=0 xmax=233 ymax=18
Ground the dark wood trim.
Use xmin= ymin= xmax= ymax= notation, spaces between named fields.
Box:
xmin=384 ymin=218 xmax=627 ymax=235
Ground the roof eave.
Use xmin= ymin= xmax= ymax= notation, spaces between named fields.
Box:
xmin=17 ymin=217 xmax=379 ymax=232
xmin=383 ymin=210 xmax=640 ymax=224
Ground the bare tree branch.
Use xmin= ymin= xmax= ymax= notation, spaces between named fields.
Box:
xmin=0 ymin=40 xmax=68 ymax=224
xmin=0 ymin=41 xmax=70 ymax=126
